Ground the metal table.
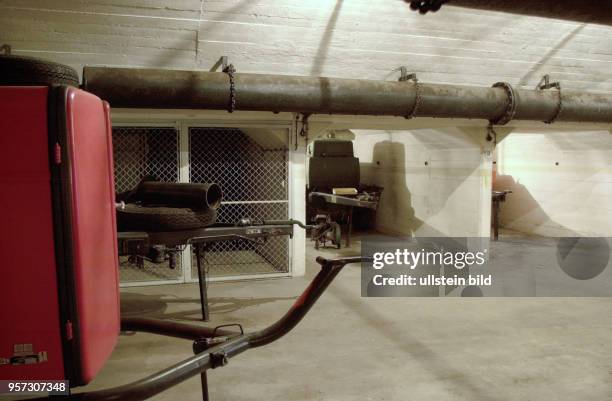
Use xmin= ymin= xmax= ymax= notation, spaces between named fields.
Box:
xmin=308 ymin=191 xmax=380 ymax=248
xmin=118 ymin=220 xmax=308 ymax=321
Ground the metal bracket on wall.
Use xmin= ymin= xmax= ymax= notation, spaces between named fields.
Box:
xmin=210 ymin=55 xmax=230 ymax=72
xmin=395 ymin=66 xmax=417 ymax=82
xmin=465 ymin=124 xmax=512 ymax=151
xmin=459 ymin=126 xmax=498 ymax=152
xmin=536 ymin=74 xmax=560 ymax=90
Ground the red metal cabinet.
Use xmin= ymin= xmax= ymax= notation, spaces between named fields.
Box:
xmin=0 ymin=86 xmax=119 ymax=386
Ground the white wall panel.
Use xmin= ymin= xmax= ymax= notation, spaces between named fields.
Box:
xmin=352 ymin=128 xmax=491 ymax=238
xmin=495 ymin=131 xmax=612 ymax=237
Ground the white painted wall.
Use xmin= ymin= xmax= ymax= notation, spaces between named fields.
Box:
xmin=1 ymin=0 xmax=612 ymax=92
xmin=352 ymin=128 xmax=493 ymax=238
xmin=494 ymin=130 xmax=612 ymax=237
xmin=289 ymin=139 xmax=306 ymax=276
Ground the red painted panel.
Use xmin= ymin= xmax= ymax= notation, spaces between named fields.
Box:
xmin=65 ymin=88 xmax=119 ymax=383
xmin=0 ymin=87 xmax=65 ymax=380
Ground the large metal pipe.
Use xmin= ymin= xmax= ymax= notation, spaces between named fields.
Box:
xmin=82 ymin=66 xmax=612 ymax=125
xmin=429 ymin=1 xmax=612 ymax=25
xmin=134 ymin=181 xmax=223 ymax=210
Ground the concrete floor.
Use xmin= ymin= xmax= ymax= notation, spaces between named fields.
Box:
xmin=82 ymin=232 xmax=612 ymax=401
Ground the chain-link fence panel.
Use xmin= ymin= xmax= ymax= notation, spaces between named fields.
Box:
xmin=112 ymin=126 xmax=183 ymax=284
xmin=189 ymin=127 xmax=289 ymax=278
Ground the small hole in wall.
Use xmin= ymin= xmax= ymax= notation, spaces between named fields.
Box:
xmin=424 ymin=161 xmax=429 ymax=166
xmin=555 ymin=162 xmax=559 ymax=166
xmin=376 ymin=161 xmax=381 ymax=165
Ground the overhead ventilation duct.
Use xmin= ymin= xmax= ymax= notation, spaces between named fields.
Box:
xmin=82 ymin=66 xmax=612 ymax=126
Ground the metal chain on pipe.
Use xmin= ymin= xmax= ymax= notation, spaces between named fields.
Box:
xmin=486 ymin=123 xmax=497 ymax=148
xmin=223 ymin=64 xmax=236 ymax=113
xmin=537 ymin=75 xmax=563 ymax=124
xmin=299 ymin=113 xmax=310 ymax=139
xmin=489 ymin=82 xmax=517 ymax=126
xmin=403 ymin=74 xmax=422 ymax=119
xmin=544 ymin=85 xmax=563 ymax=125
xmin=293 ymin=114 xmax=300 ymax=151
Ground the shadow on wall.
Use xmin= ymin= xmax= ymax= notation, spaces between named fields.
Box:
xmin=518 ymin=24 xmax=585 ymax=87
xmin=362 ymin=139 xmax=478 ymax=237
xmin=364 ymin=140 xmax=420 ymax=235
xmin=494 ymin=130 xmax=612 ymax=237
xmin=494 ymin=173 xmax=576 ymax=237
xmin=310 ymin=0 xmax=344 ymax=76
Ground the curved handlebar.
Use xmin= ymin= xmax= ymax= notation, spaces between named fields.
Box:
xmin=30 ymin=257 xmax=367 ymax=401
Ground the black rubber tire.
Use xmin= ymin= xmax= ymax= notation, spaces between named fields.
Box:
xmin=117 ymin=204 xmax=217 ymax=232
xmin=0 ymin=54 xmax=79 ymax=86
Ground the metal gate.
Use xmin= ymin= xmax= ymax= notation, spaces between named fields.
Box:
xmin=112 ymin=124 xmax=291 ymax=286
xmin=112 ymin=126 xmax=183 ymax=284
xmin=189 ymin=127 xmax=290 ymax=279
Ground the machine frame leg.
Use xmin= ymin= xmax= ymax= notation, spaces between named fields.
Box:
xmin=200 ymin=370 xmax=210 ymax=401
xmin=195 ymin=244 xmax=210 ymax=321
xmin=346 ymin=206 xmax=354 ymax=248
xmin=493 ymin=199 xmax=500 ymax=241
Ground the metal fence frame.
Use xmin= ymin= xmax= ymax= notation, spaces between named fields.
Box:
xmin=181 ymin=121 xmax=293 ymax=284
xmin=113 ymin=120 xmax=295 ymax=287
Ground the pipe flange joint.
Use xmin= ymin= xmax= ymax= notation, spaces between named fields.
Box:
xmin=490 ymin=82 xmax=517 ymax=126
